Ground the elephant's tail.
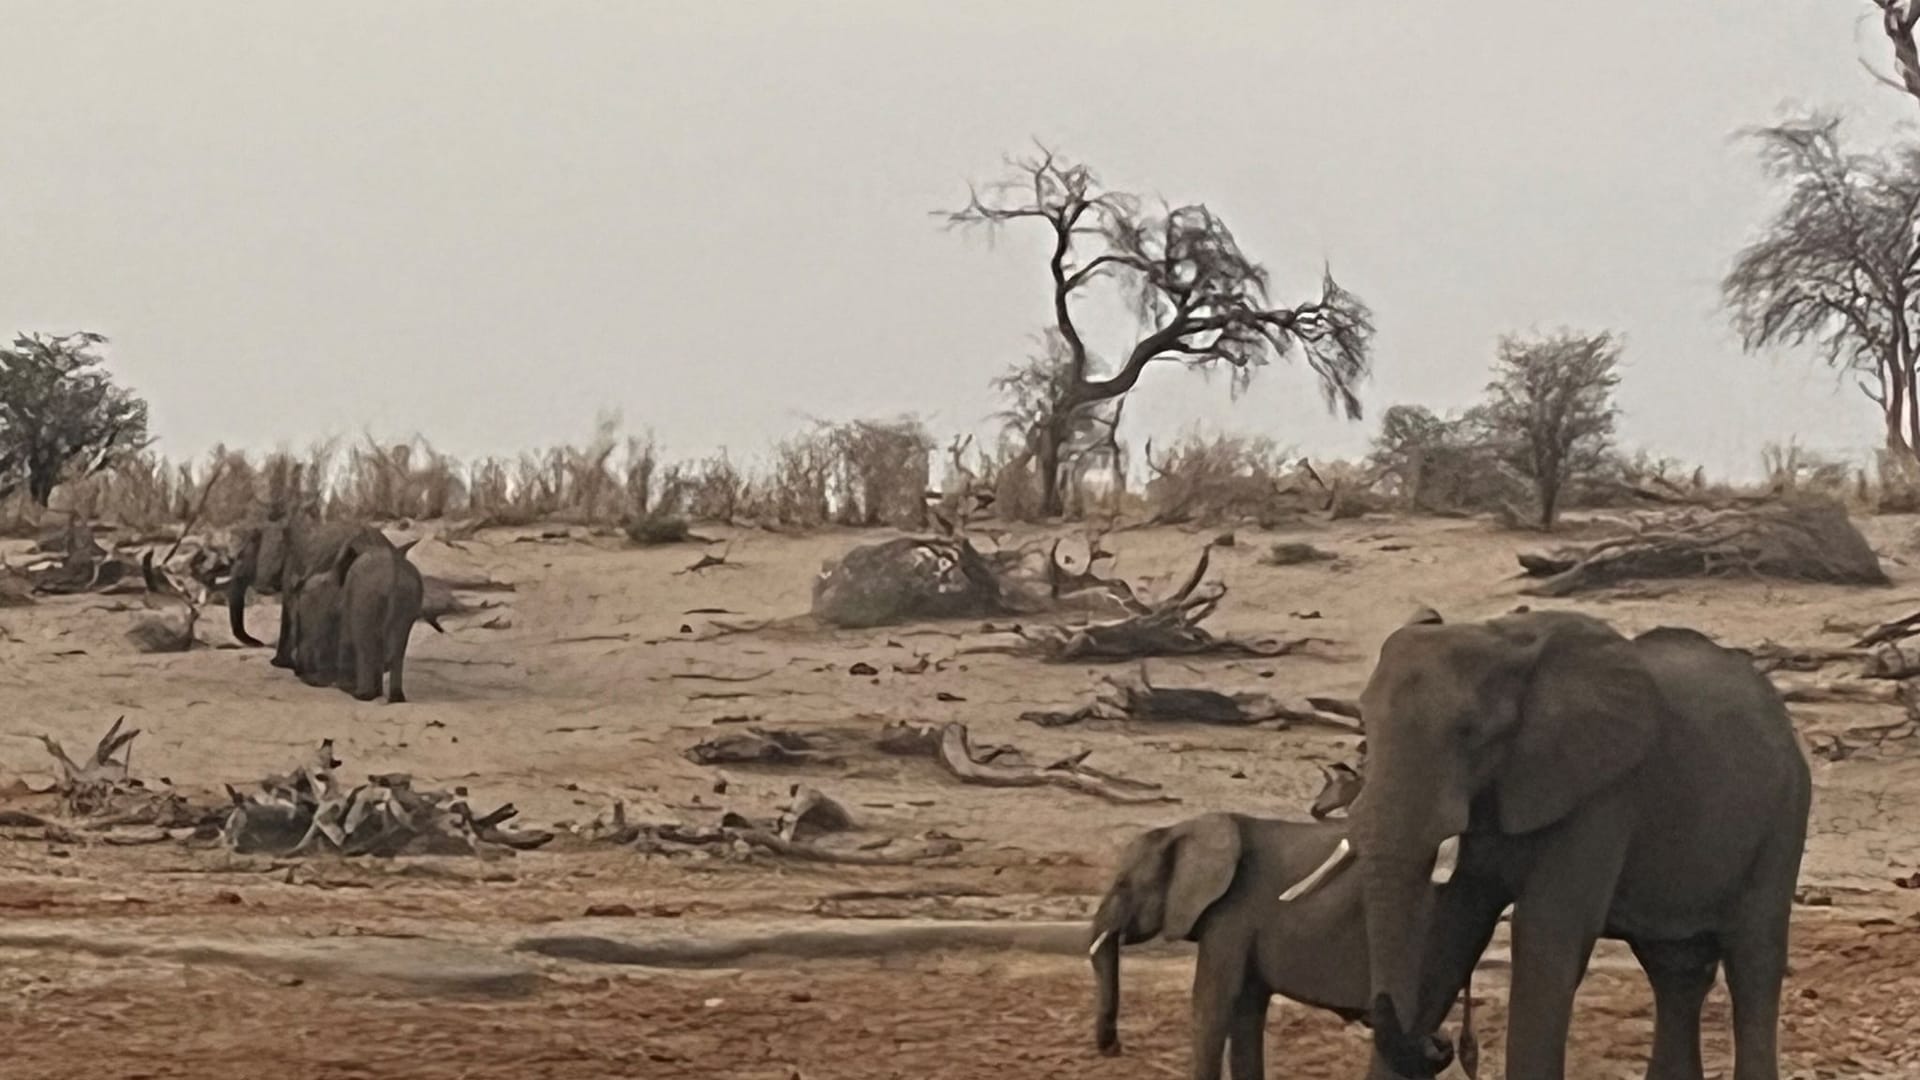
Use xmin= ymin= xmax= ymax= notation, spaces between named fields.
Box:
xmin=423 ymin=613 xmax=446 ymax=633
xmin=1090 ymin=921 xmax=1123 ymax=1056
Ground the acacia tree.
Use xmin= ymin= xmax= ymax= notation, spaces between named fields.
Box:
xmin=942 ymin=147 xmax=1375 ymax=516
xmin=0 ymin=332 xmax=150 ymax=508
xmin=1475 ymin=331 xmax=1621 ymax=530
xmin=1723 ymin=116 xmax=1920 ymax=458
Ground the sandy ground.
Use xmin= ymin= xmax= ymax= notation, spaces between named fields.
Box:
xmin=3 ymin=515 xmax=1920 ymax=1077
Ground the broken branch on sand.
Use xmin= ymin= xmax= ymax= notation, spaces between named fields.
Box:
xmin=878 ymin=721 xmax=1175 ymax=805
xmin=1013 ymin=548 xmax=1329 ymax=662
xmin=1516 ymin=498 xmax=1887 ymax=597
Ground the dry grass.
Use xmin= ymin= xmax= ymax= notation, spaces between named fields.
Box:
xmin=29 ymin=416 xmax=1896 ymax=537
xmin=35 ymin=417 xmax=941 ymax=534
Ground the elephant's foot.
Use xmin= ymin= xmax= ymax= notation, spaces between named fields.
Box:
xmin=269 ymin=654 xmax=295 ymax=670
xmin=298 ymin=670 xmax=332 ymax=688
xmin=387 ymin=691 xmax=407 ymax=705
xmin=352 ymin=687 xmax=380 ymax=702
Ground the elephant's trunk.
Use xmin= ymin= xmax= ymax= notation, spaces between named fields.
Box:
xmin=1361 ymin=852 xmax=1442 ymax=1077
xmin=1090 ymin=925 xmax=1122 ymax=1056
xmin=228 ymin=570 xmax=263 ymax=647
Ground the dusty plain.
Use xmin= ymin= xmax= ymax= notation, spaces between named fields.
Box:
xmin=3 ymin=516 xmax=1919 ymax=1079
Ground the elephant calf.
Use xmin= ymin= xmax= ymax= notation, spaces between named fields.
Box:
xmin=1089 ymin=813 xmax=1462 ymax=1080
xmin=336 ymin=537 xmax=427 ymax=703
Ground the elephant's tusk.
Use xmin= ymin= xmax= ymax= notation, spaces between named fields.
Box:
xmin=1087 ymin=930 xmax=1110 ymax=957
xmin=1431 ymin=834 xmax=1461 ymax=884
xmin=1279 ymin=837 xmax=1353 ymax=902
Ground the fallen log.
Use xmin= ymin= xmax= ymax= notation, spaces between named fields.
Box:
xmin=1517 ymin=498 xmax=1887 ymax=597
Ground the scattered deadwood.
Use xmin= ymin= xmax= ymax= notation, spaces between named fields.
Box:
xmin=223 ymin=740 xmax=550 ymax=857
xmin=1855 ymin=608 xmax=1920 ymax=649
xmin=878 ymin=720 xmax=1173 ymax=805
xmin=591 ymin=793 xmax=958 ymax=866
xmin=1745 ymin=642 xmax=1872 ymax=675
xmin=675 ymin=547 xmax=741 ymax=575
xmin=683 ymin=728 xmax=848 ymax=767
xmin=1770 ymin=675 xmax=1904 ymax=706
xmin=1020 ymin=670 xmax=1360 ymax=733
xmin=1516 ymin=498 xmax=1888 ymax=597
xmin=1015 ymin=548 xmax=1327 ymax=662
xmin=23 ymin=718 xmax=218 ymax=836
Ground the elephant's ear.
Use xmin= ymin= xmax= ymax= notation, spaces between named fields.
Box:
xmin=1161 ymin=814 xmax=1242 ymax=941
xmin=1497 ymin=624 xmax=1665 ymax=835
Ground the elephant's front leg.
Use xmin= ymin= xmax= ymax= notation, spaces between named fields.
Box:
xmin=1503 ymin=827 xmax=1630 ymax=1080
xmin=1189 ymin=937 xmax=1240 ymax=1080
xmin=270 ymin=595 xmax=297 ymax=668
xmin=1225 ymin=989 xmax=1268 ymax=1080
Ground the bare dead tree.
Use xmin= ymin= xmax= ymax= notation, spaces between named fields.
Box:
xmin=941 ymin=146 xmax=1375 ymax=517
xmin=1723 ymin=114 xmax=1920 ymax=458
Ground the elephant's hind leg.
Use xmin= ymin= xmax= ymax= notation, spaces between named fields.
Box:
xmin=1225 ymin=989 xmax=1268 ymax=1080
xmin=385 ymin=627 xmax=409 ymax=704
xmin=1630 ymin=935 xmax=1718 ymax=1080
xmin=1722 ymin=840 xmax=1801 ymax=1080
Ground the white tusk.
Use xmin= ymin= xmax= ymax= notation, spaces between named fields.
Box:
xmin=1279 ymin=837 xmax=1353 ymax=902
xmin=1431 ymin=834 xmax=1461 ymax=885
xmin=1087 ymin=930 xmax=1110 ymax=957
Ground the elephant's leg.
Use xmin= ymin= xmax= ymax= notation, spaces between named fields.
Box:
xmin=1630 ymin=936 xmax=1718 ymax=1080
xmin=270 ymin=596 xmax=296 ymax=668
xmin=1721 ymin=840 xmax=1799 ymax=1080
xmin=1225 ymin=989 xmax=1268 ymax=1080
xmin=385 ymin=626 xmax=408 ymax=704
xmin=352 ymin=631 xmax=382 ymax=702
xmin=1503 ymin=829 xmax=1629 ymax=1080
xmin=1189 ymin=937 xmax=1239 ymax=1080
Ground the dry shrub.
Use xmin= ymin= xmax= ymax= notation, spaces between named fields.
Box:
xmin=1369 ymin=405 xmax=1522 ymax=517
xmin=681 ymin=453 xmax=746 ymax=522
xmin=1141 ymin=432 xmax=1302 ymax=525
xmin=826 ymin=418 xmax=932 ymax=529
xmin=1761 ymin=441 xmax=1855 ymax=502
xmin=1875 ymin=450 xmax=1920 ymax=513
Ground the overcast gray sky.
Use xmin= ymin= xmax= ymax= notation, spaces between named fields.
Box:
xmin=3 ymin=2 xmax=1915 ymax=479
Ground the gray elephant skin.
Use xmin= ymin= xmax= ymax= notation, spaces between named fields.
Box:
xmin=227 ymin=512 xmax=386 ymax=664
xmin=289 ymin=568 xmax=344 ymax=688
xmin=1089 ymin=813 xmax=1468 ymax=1080
xmin=1333 ymin=610 xmax=1810 ymax=1080
xmin=332 ymin=536 xmax=426 ymax=703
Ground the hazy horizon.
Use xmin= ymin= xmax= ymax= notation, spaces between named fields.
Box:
xmin=6 ymin=2 xmax=1920 ymax=483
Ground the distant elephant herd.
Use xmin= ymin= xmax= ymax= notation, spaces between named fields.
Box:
xmin=224 ymin=513 xmax=435 ymax=703
xmin=1090 ymin=609 xmax=1812 ymax=1080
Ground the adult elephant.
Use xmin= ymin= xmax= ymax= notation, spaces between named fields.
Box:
xmin=1299 ymin=610 xmax=1809 ymax=1080
xmin=227 ymin=512 xmax=385 ymax=665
